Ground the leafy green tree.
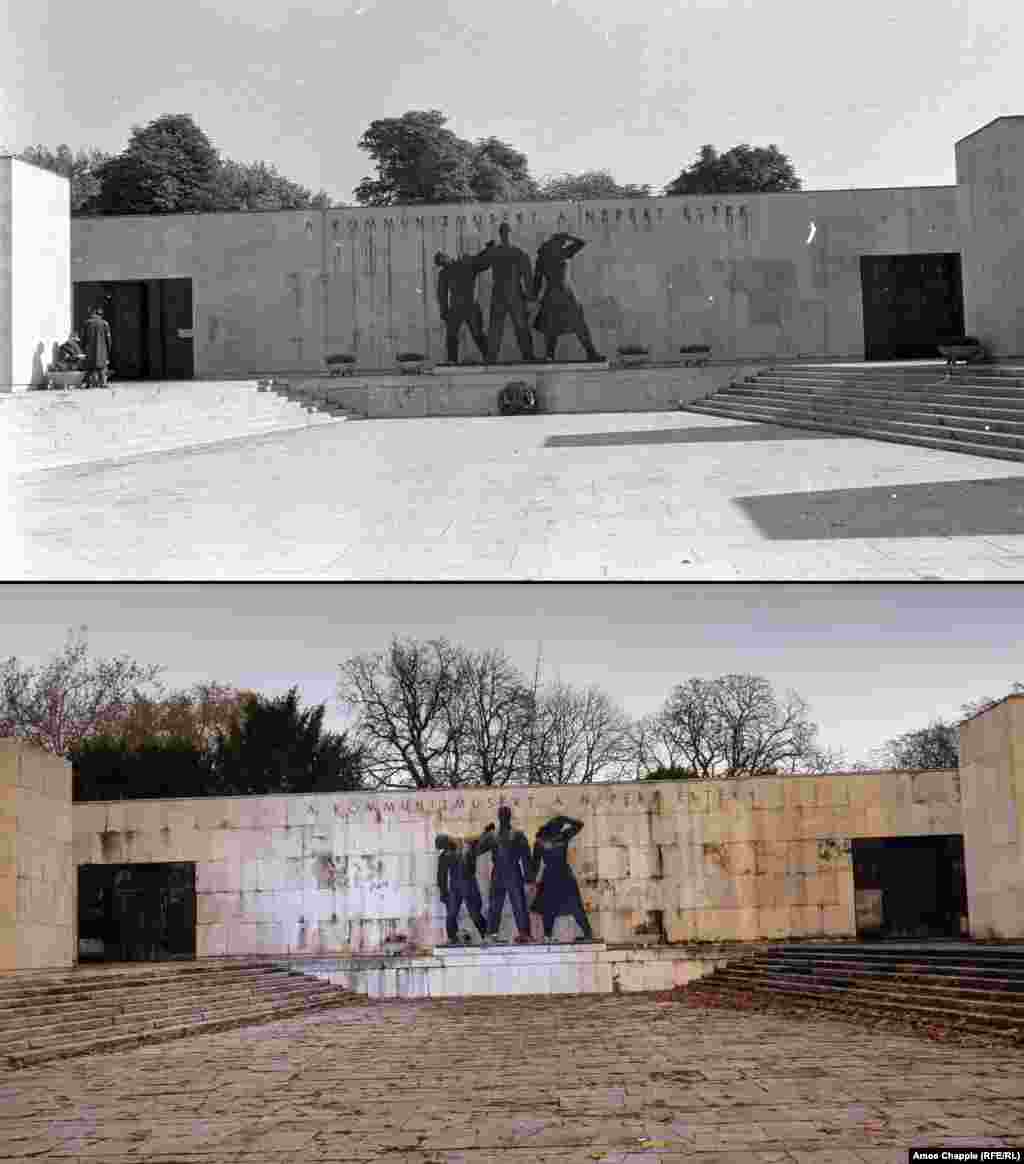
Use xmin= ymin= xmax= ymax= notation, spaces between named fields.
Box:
xmin=354 ymin=111 xmax=537 ymax=206
xmin=17 ymin=144 xmax=112 ymax=212
xmin=640 ymin=766 xmax=700 ymax=781
xmin=355 ymin=110 xmax=474 ymax=206
xmin=665 ymin=143 xmax=801 ymax=195
xmin=469 ymin=138 xmax=538 ymax=202
xmin=72 ymin=733 xmax=213 ymax=801
xmin=215 ymin=159 xmax=330 ymax=211
xmin=537 ymin=170 xmax=651 ymax=201
xmin=212 ymin=687 xmax=364 ymax=795
xmin=92 ymin=114 xmax=224 ymax=214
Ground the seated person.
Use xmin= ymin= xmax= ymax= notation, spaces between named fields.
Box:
xmin=54 ymin=333 xmax=85 ymax=371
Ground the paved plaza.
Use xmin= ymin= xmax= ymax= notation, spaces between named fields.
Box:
xmin=9 ymin=407 xmax=1024 ymax=579
xmin=1 ymin=991 xmax=1021 ymax=1163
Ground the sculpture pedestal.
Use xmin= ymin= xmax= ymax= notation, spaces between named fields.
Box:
xmin=422 ymin=941 xmax=610 ymax=997
xmin=285 ymin=944 xmax=743 ymax=999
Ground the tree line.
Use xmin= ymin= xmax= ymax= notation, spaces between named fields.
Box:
xmin=1 ymin=629 xmax=1003 ymax=801
xmin=19 ymin=110 xmax=801 ymax=217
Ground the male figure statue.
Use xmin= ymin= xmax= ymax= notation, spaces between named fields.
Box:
xmin=532 ymin=233 xmax=604 ymax=362
xmin=82 ymin=305 xmax=112 ymax=388
xmin=476 ymin=806 xmax=533 ymax=943
xmin=435 ymin=833 xmax=488 ymax=944
xmin=477 ymin=223 xmax=536 ymax=363
xmin=434 ymin=246 xmax=491 ymax=364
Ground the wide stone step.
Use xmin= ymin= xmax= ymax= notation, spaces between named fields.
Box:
xmin=683 ymin=979 xmax=1023 ymax=1037
xmin=718 ymin=390 xmax=1024 ymax=430
xmin=699 ymin=404 xmax=1024 ymax=453
xmin=689 ymin=974 xmax=1024 ymax=1030
xmin=717 ymin=967 xmax=1024 ymax=1014
xmin=736 ymin=407 xmax=1024 ymax=450
xmin=752 ymin=959 xmax=1024 ymax=991
xmin=0 ymin=962 xmax=290 ymax=1003
xmin=0 ymin=974 xmax=336 ymax=1029
xmin=757 ymin=370 xmax=1024 ymax=388
xmin=682 ymin=402 xmax=1024 ymax=462
xmin=764 ymin=364 xmax=1024 ymax=380
xmin=723 ymin=384 xmax=1024 ymax=414
xmin=1 ymin=981 xmax=344 ymax=1047
xmin=3 ymin=992 xmax=360 ymax=1070
xmin=766 ymin=942 xmax=1024 ymax=959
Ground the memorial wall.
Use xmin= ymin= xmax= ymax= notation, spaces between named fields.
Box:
xmin=5 ymin=690 xmax=1024 ymax=971
xmin=71 ymin=766 xmax=962 ymax=957
xmin=69 ymin=185 xmax=962 ymax=375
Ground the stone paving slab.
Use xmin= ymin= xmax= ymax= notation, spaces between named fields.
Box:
xmin=0 ymin=992 xmax=1020 ymax=1162
xmin=9 ymin=409 xmax=1024 ymax=580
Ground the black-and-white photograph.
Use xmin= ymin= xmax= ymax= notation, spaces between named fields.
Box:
xmin=4 ymin=0 xmax=1024 ymax=578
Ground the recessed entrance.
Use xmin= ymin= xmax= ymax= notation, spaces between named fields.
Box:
xmin=852 ymin=835 xmax=967 ymax=939
xmin=77 ymin=863 xmax=196 ymax=962
xmin=73 ymin=279 xmax=194 ymax=380
xmin=860 ymin=253 xmax=965 ymax=361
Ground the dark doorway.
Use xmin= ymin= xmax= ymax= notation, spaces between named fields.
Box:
xmin=73 ymin=279 xmax=194 ymax=380
xmin=852 ymin=835 xmax=967 ymax=939
xmin=860 ymin=253 xmax=965 ymax=361
xmin=78 ymin=863 xmax=196 ymax=962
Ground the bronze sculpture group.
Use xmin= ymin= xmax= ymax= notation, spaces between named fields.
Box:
xmin=434 ymin=224 xmax=604 ymax=365
xmin=435 ymin=806 xmax=594 ymax=945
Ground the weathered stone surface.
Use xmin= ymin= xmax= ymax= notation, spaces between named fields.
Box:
xmin=0 ymin=993 xmax=1020 ymax=1162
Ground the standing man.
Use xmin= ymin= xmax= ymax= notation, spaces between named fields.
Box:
xmin=532 ymin=232 xmax=604 ymax=363
xmin=477 ymin=223 xmax=536 ymax=364
xmin=435 ymin=832 xmax=489 ymax=945
xmin=434 ymin=246 xmax=491 ymax=364
xmin=476 ymin=806 xmax=533 ymax=943
xmin=82 ymin=305 xmax=112 ymax=388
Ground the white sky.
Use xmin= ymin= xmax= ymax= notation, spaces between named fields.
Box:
xmin=0 ymin=584 xmax=1018 ymax=766
xmin=3 ymin=0 xmax=1019 ymax=200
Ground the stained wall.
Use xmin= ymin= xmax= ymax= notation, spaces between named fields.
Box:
xmin=959 ymin=692 xmax=1024 ymax=938
xmin=69 ymin=766 xmax=962 ymax=955
xmin=0 ymin=741 xmax=74 ymax=971
xmin=69 ymin=185 xmax=962 ymax=376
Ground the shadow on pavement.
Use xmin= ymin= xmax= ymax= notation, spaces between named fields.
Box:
xmin=735 ymin=476 xmax=1024 ymax=539
xmin=544 ymin=424 xmax=844 ymax=448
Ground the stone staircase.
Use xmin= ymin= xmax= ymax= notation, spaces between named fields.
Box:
xmin=0 ymin=959 xmax=363 ymax=1070
xmin=681 ymin=362 xmax=1024 ymax=463
xmin=265 ymin=378 xmax=362 ymax=419
xmin=4 ymin=380 xmax=345 ymax=475
xmin=678 ymin=943 xmax=1024 ymax=1042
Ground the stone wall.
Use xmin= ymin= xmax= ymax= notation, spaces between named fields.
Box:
xmin=959 ymin=692 xmax=1024 ymax=938
xmin=0 ymin=158 xmax=71 ymax=392
xmin=69 ymin=185 xmax=962 ymax=376
xmin=71 ymin=767 xmax=962 ymax=955
xmin=0 ymin=741 xmax=74 ymax=971
xmin=956 ymin=116 xmax=1024 ymax=358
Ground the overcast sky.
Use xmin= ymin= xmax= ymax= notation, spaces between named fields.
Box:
xmin=3 ymin=0 xmax=1018 ymax=200
xmin=0 ymin=584 xmax=1018 ymax=767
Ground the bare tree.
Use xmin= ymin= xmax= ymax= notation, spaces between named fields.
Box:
xmin=530 ymin=682 xmax=632 ymax=784
xmin=0 ymin=628 xmax=164 ymax=756
xmin=337 ymin=636 xmax=469 ymax=789
xmin=634 ymin=674 xmax=837 ymax=779
xmin=629 ymin=712 xmax=688 ymax=779
xmin=454 ymin=648 xmax=535 ymax=786
xmin=869 ymin=682 xmax=1024 ymax=770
